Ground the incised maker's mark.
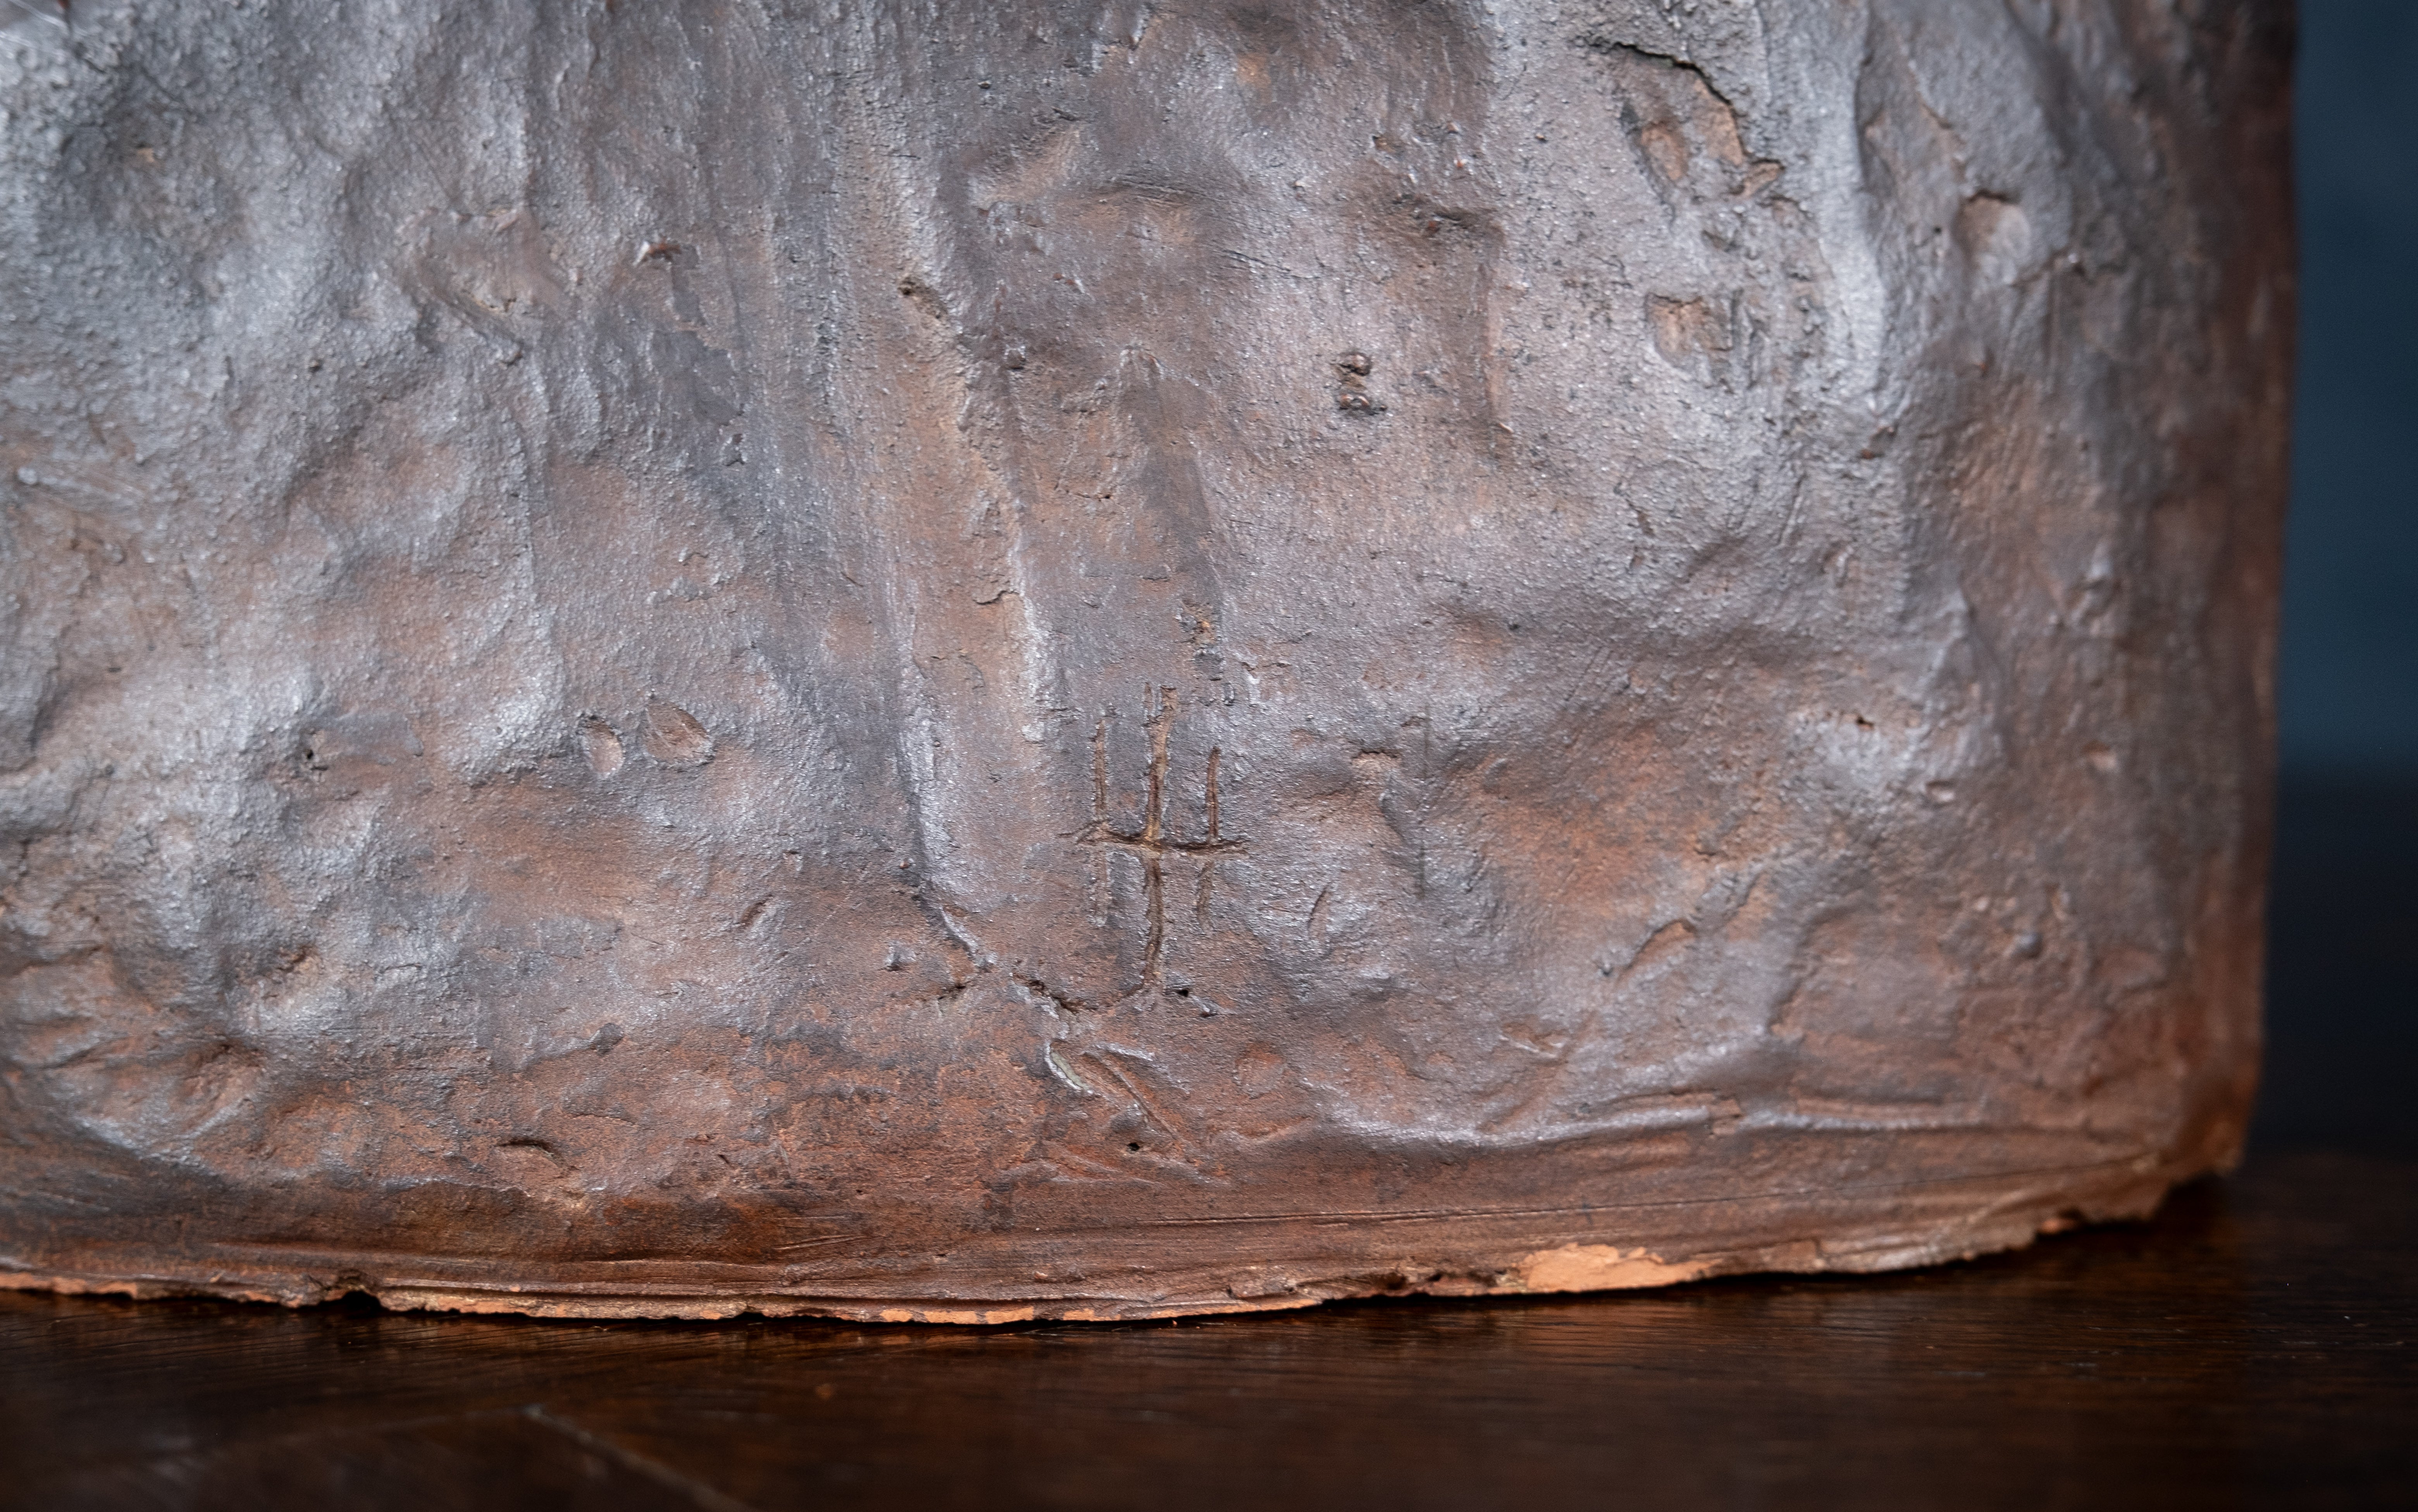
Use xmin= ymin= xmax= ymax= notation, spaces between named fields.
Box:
xmin=1080 ymin=686 xmax=1241 ymax=984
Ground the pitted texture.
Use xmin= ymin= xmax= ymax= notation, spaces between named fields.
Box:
xmin=0 ymin=0 xmax=2289 ymax=1320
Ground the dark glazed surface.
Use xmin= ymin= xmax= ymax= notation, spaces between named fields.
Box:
xmin=0 ymin=0 xmax=2292 ymax=1316
xmin=2 ymin=1151 xmax=2411 ymax=1511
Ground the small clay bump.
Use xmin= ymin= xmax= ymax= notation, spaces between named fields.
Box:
xmin=641 ymin=700 xmax=715 ymax=767
xmin=580 ymin=717 xmax=625 ymax=777
xmin=1334 ymin=352 xmax=1382 ymax=414
xmin=1236 ymin=1045 xmax=1288 ymax=1097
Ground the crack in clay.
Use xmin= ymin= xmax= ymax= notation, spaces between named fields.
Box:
xmin=1573 ymin=34 xmax=1740 ymax=115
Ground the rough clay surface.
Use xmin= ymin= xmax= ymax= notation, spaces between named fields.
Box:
xmin=0 ymin=1 xmax=2291 ymax=1321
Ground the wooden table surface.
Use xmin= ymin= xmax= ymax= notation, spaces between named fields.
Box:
xmin=4 ymin=1147 xmax=2410 ymax=1512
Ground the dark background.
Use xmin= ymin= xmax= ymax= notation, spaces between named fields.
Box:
xmin=2256 ymin=0 xmax=2417 ymax=1157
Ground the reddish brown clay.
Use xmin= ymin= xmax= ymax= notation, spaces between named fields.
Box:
xmin=0 ymin=0 xmax=2291 ymax=1321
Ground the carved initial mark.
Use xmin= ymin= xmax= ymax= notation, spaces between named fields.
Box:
xmin=1080 ymin=687 xmax=1239 ymax=983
